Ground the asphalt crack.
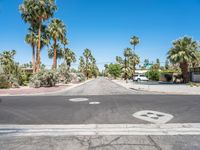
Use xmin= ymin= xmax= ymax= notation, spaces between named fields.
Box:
xmin=148 ymin=135 xmax=162 ymax=150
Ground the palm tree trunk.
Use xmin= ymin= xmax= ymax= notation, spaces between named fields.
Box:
xmin=86 ymin=57 xmax=89 ymax=79
xmin=180 ymin=62 xmax=189 ymax=83
xmin=32 ymin=45 xmax=36 ymax=73
xmin=132 ymin=45 xmax=136 ymax=77
xmin=36 ymin=22 xmax=42 ymax=72
xmin=52 ymin=39 xmax=57 ymax=69
xmin=125 ymin=57 xmax=128 ymax=83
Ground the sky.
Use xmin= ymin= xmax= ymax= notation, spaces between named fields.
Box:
xmin=0 ymin=0 xmax=200 ymax=70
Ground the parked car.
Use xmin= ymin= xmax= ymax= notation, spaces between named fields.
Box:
xmin=133 ymin=74 xmax=149 ymax=82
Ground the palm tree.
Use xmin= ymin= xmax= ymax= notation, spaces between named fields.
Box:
xmin=19 ymin=0 xmax=57 ymax=72
xmin=90 ymin=57 xmax=98 ymax=78
xmin=130 ymin=53 xmax=140 ymax=75
xmin=47 ymin=19 xmax=67 ymax=69
xmin=123 ymin=48 xmax=132 ymax=82
xmin=48 ymin=44 xmax=63 ymax=62
xmin=0 ymin=50 xmax=16 ymax=76
xmin=116 ymin=56 xmax=123 ymax=64
xmin=63 ymin=48 xmax=76 ymax=70
xmin=130 ymin=36 xmax=140 ymax=51
xmin=83 ymin=49 xmax=92 ymax=79
xmin=79 ymin=56 xmax=85 ymax=73
xmin=130 ymin=36 xmax=140 ymax=75
xmin=167 ymin=36 xmax=200 ymax=83
xmin=25 ymin=28 xmax=37 ymax=72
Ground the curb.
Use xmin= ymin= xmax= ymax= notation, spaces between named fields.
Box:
xmin=0 ymin=79 xmax=95 ymax=97
xmin=112 ymin=80 xmax=200 ymax=95
xmin=1 ymin=123 xmax=200 ymax=136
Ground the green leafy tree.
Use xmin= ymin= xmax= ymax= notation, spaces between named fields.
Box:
xmin=108 ymin=63 xmax=122 ymax=79
xmin=146 ymin=64 xmax=160 ymax=81
xmin=167 ymin=36 xmax=200 ymax=83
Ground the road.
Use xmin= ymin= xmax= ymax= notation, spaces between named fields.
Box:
xmin=1 ymin=77 xmax=200 ymax=150
xmin=58 ymin=77 xmax=147 ymax=95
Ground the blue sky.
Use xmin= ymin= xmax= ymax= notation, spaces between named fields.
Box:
xmin=0 ymin=0 xmax=200 ymax=70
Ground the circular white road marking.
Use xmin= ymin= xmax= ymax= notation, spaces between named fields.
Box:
xmin=69 ymin=98 xmax=89 ymax=102
xmin=89 ymin=102 xmax=101 ymax=105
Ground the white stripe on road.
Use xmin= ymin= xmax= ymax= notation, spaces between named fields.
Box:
xmin=1 ymin=123 xmax=200 ymax=136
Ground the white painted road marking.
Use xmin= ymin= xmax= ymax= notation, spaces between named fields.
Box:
xmin=69 ymin=98 xmax=89 ymax=102
xmin=133 ymin=110 xmax=174 ymax=124
xmin=89 ymin=102 xmax=101 ymax=105
xmin=1 ymin=123 xmax=200 ymax=136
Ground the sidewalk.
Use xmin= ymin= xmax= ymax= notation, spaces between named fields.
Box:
xmin=0 ymin=79 xmax=93 ymax=96
xmin=113 ymin=80 xmax=200 ymax=95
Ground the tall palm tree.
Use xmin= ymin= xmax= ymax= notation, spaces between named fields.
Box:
xmin=130 ymin=36 xmax=140 ymax=75
xmin=48 ymin=44 xmax=63 ymax=62
xmin=25 ymin=28 xmax=37 ymax=72
xmin=90 ymin=57 xmax=98 ymax=78
xmin=167 ymin=36 xmax=200 ymax=83
xmin=47 ymin=19 xmax=66 ymax=69
xmin=79 ymin=56 xmax=85 ymax=73
xmin=19 ymin=0 xmax=57 ymax=72
xmin=123 ymin=48 xmax=132 ymax=82
xmin=130 ymin=53 xmax=140 ymax=76
xmin=63 ymin=48 xmax=76 ymax=70
xmin=130 ymin=36 xmax=140 ymax=51
xmin=83 ymin=49 xmax=92 ymax=79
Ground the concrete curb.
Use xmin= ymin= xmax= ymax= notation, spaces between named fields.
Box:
xmin=1 ymin=123 xmax=200 ymax=136
xmin=0 ymin=79 xmax=95 ymax=97
xmin=112 ymin=80 xmax=200 ymax=95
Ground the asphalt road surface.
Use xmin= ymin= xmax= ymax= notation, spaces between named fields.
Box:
xmin=0 ymin=95 xmax=200 ymax=124
xmin=58 ymin=77 xmax=149 ymax=95
xmin=1 ymin=77 xmax=200 ymax=150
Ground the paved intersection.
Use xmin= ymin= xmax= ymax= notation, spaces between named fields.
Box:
xmin=0 ymin=77 xmax=200 ymax=150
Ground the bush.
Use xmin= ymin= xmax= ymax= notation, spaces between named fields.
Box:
xmin=77 ymin=73 xmax=86 ymax=82
xmin=18 ymin=71 xmax=32 ymax=86
xmin=108 ymin=64 xmax=122 ymax=79
xmin=57 ymin=64 xmax=72 ymax=84
xmin=0 ymin=74 xmax=10 ymax=89
xmin=146 ymin=69 xmax=160 ymax=81
xmin=29 ymin=70 xmax=58 ymax=88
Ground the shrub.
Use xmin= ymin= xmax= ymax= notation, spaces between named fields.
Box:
xmin=77 ymin=73 xmax=86 ymax=82
xmin=57 ymin=64 xmax=72 ymax=84
xmin=108 ymin=64 xmax=122 ymax=79
xmin=146 ymin=69 xmax=160 ymax=81
xmin=29 ymin=70 xmax=58 ymax=88
xmin=0 ymin=74 xmax=10 ymax=89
